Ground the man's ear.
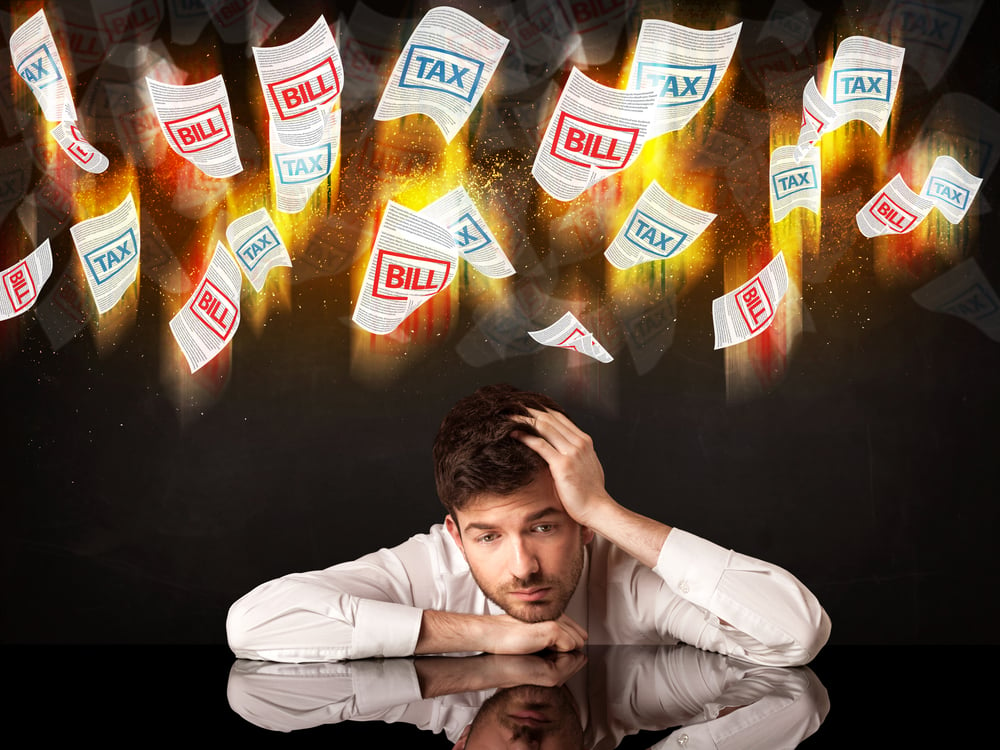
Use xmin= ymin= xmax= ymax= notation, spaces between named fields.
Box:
xmin=445 ymin=514 xmax=466 ymax=558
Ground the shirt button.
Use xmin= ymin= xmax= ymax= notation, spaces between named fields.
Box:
xmin=678 ymin=581 xmax=690 ymax=594
xmin=676 ymin=733 xmax=689 ymax=746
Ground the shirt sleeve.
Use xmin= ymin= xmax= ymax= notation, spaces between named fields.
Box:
xmin=227 ymin=540 xmax=436 ymax=662
xmin=649 ymin=529 xmax=831 ymax=666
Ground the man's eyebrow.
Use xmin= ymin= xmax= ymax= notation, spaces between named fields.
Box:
xmin=462 ymin=507 xmax=564 ymax=534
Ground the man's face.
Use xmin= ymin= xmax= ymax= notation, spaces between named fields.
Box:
xmin=464 ymin=684 xmax=584 ymax=750
xmin=445 ymin=472 xmax=593 ymax=623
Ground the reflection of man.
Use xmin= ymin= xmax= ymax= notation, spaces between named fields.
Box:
xmin=227 ymin=646 xmax=830 ymax=747
xmin=228 ymin=384 xmax=830 ymax=664
xmin=458 ymin=683 xmax=584 ymax=750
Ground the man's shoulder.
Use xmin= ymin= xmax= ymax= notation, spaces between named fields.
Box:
xmin=377 ymin=522 xmax=470 ymax=575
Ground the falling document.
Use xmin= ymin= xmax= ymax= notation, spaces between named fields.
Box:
xmin=713 ymin=252 xmax=789 ymax=349
xmin=147 ymin=74 xmax=243 ymax=178
xmin=626 ymin=20 xmax=742 ymax=139
xmin=352 ymin=201 xmax=458 ymax=335
xmin=225 ymin=208 xmax=292 ymax=293
xmin=856 ymin=173 xmax=934 ymax=238
xmin=770 ymin=144 xmax=820 ymax=222
xmin=420 ymin=186 xmax=515 ymax=278
xmin=253 ymin=15 xmax=344 ymax=149
xmin=170 ymin=241 xmax=243 ymax=373
xmin=10 ymin=9 xmax=77 ymax=122
xmin=374 ymin=6 xmax=509 ymax=143
xmin=1 ymin=239 xmax=53 ymax=320
xmin=528 ymin=311 xmax=613 ymax=363
xmin=270 ymin=108 xmax=340 ymax=214
xmin=533 ymin=67 xmax=656 ymax=202
xmin=920 ymin=155 xmax=982 ymax=225
xmin=605 ymin=180 xmax=716 ymax=269
xmin=51 ymin=122 xmax=109 ymax=174
xmin=70 ymin=193 xmax=140 ymax=314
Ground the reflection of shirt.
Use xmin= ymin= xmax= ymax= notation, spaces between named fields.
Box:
xmin=227 ymin=526 xmax=830 ymax=665
xmin=227 ymin=645 xmax=831 ymax=748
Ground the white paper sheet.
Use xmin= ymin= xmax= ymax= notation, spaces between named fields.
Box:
xmin=351 ymin=200 xmax=458 ymax=335
xmin=10 ymin=9 xmax=77 ymax=122
xmin=712 ymin=252 xmax=789 ymax=349
xmin=912 ymin=257 xmax=1000 ymax=342
xmin=528 ymin=310 xmax=612 ymax=363
xmin=419 ymin=186 xmax=515 ymax=278
xmin=919 ymin=154 xmax=982 ymax=224
xmin=793 ymin=76 xmax=838 ymax=162
xmin=533 ymin=67 xmax=656 ymax=202
xmin=626 ymin=20 xmax=742 ymax=139
xmin=825 ymin=35 xmax=905 ymax=136
xmin=270 ymin=108 xmax=340 ymax=214
xmin=604 ymin=180 xmax=716 ymax=269
xmin=146 ymin=73 xmax=243 ymax=178
xmin=70 ymin=192 xmax=140 ymax=314
xmin=374 ymin=6 xmax=509 ymax=143
xmin=169 ymin=241 xmax=242 ymax=373
xmin=770 ymin=144 xmax=820 ymax=222
xmin=225 ymin=207 xmax=292 ymax=292
xmin=50 ymin=122 xmax=109 ymax=173
xmin=1 ymin=238 xmax=53 ymax=320
xmin=252 ymin=15 xmax=343 ymax=148
xmin=856 ymin=173 xmax=934 ymax=237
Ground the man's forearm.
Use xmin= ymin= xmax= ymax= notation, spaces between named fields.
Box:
xmin=416 ymin=610 xmax=588 ymax=656
xmin=579 ymin=498 xmax=672 ymax=570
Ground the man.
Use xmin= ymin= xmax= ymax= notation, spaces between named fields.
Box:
xmin=228 ymin=384 xmax=830 ymax=665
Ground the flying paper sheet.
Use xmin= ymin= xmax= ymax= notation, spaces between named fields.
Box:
xmin=533 ymin=67 xmax=656 ymax=202
xmin=770 ymin=144 xmax=820 ymax=222
xmin=70 ymin=192 xmax=140 ymax=314
xmin=528 ymin=311 xmax=613 ymax=363
xmin=146 ymin=74 xmax=243 ymax=178
xmin=856 ymin=173 xmax=934 ymax=238
xmin=374 ymin=6 xmax=509 ymax=143
xmin=50 ymin=122 xmax=109 ymax=173
xmin=352 ymin=200 xmax=458 ymax=335
xmin=225 ymin=207 xmax=292 ymax=292
xmin=826 ymin=35 xmax=905 ymax=135
xmin=170 ymin=241 xmax=242 ymax=373
xmin=795 ymin=35 xmax=905 ymax=160
xmin=270 ymin=108 xmax=340 ymax=214
xmin=604 ymin=180 xmax=716 ymax=269
xmin=626 ymin=20 xmax=742 ymax=139
xmin=10 ymin=9 xmax=77 ymax=122
xmin=420 ymin=186 xmax=515 ymax=278
xmin=920 ymin=155 xmax=983 ymax=224
xmin=794 ymin=77 xmax=838 ymax=162
xmin=252 ymin=15 xmax=343 ymax=148
xmin=912 ymin=257 xmax=1000 ymax=342
xmin=712 ymin=252 xmax=789 ymax=349
xmin=1 ymin=238 xmax=53 ymax=320
xmin=877 ymin=0 xmax=982 ymax=90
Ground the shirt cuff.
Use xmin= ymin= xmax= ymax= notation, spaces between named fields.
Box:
xmin=653 ymin=527 xmax=731 ymax=608
xmin=353 ymin=659 xmax=423 ymax=714
xmin=352 ymin=599 xmax=424 ymax=658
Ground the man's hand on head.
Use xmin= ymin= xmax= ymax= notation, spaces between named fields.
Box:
xmin=512 ymin=407 xmax=673 ymax=570
xmin=511 ymin=408 xmax=616 ymax=528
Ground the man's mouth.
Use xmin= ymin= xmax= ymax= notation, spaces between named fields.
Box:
xmin=509 ymin=587 xmax=551 ymax=601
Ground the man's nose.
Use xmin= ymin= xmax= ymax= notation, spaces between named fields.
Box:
xmin=509 ymin=536 xmax=540 ymax=580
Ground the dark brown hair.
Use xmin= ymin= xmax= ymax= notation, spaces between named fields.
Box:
xmin=433 ymin=384 xmax=565 ymax=514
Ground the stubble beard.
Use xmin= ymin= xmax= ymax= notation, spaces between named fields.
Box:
xmin=469 ymin=539 xmax=585 ymax=623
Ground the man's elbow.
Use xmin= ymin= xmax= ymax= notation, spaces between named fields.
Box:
xmin=226 ymin=597 xmax=263 ymax=658
xmin=783 ymin=606 xmax=832 ymax=667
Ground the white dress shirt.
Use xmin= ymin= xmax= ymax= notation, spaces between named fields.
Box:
xmin=227 ymin=525 xmax=830 ymax=665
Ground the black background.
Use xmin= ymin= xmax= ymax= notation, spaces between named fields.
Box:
xmin=2 ymin=0 xmax=998 ymax=663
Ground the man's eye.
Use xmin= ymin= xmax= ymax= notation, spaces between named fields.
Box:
xmin=532 ymin=524 xmax=554 ymax=533
xmin=477 ymin=533 xmax=497 ymax=544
